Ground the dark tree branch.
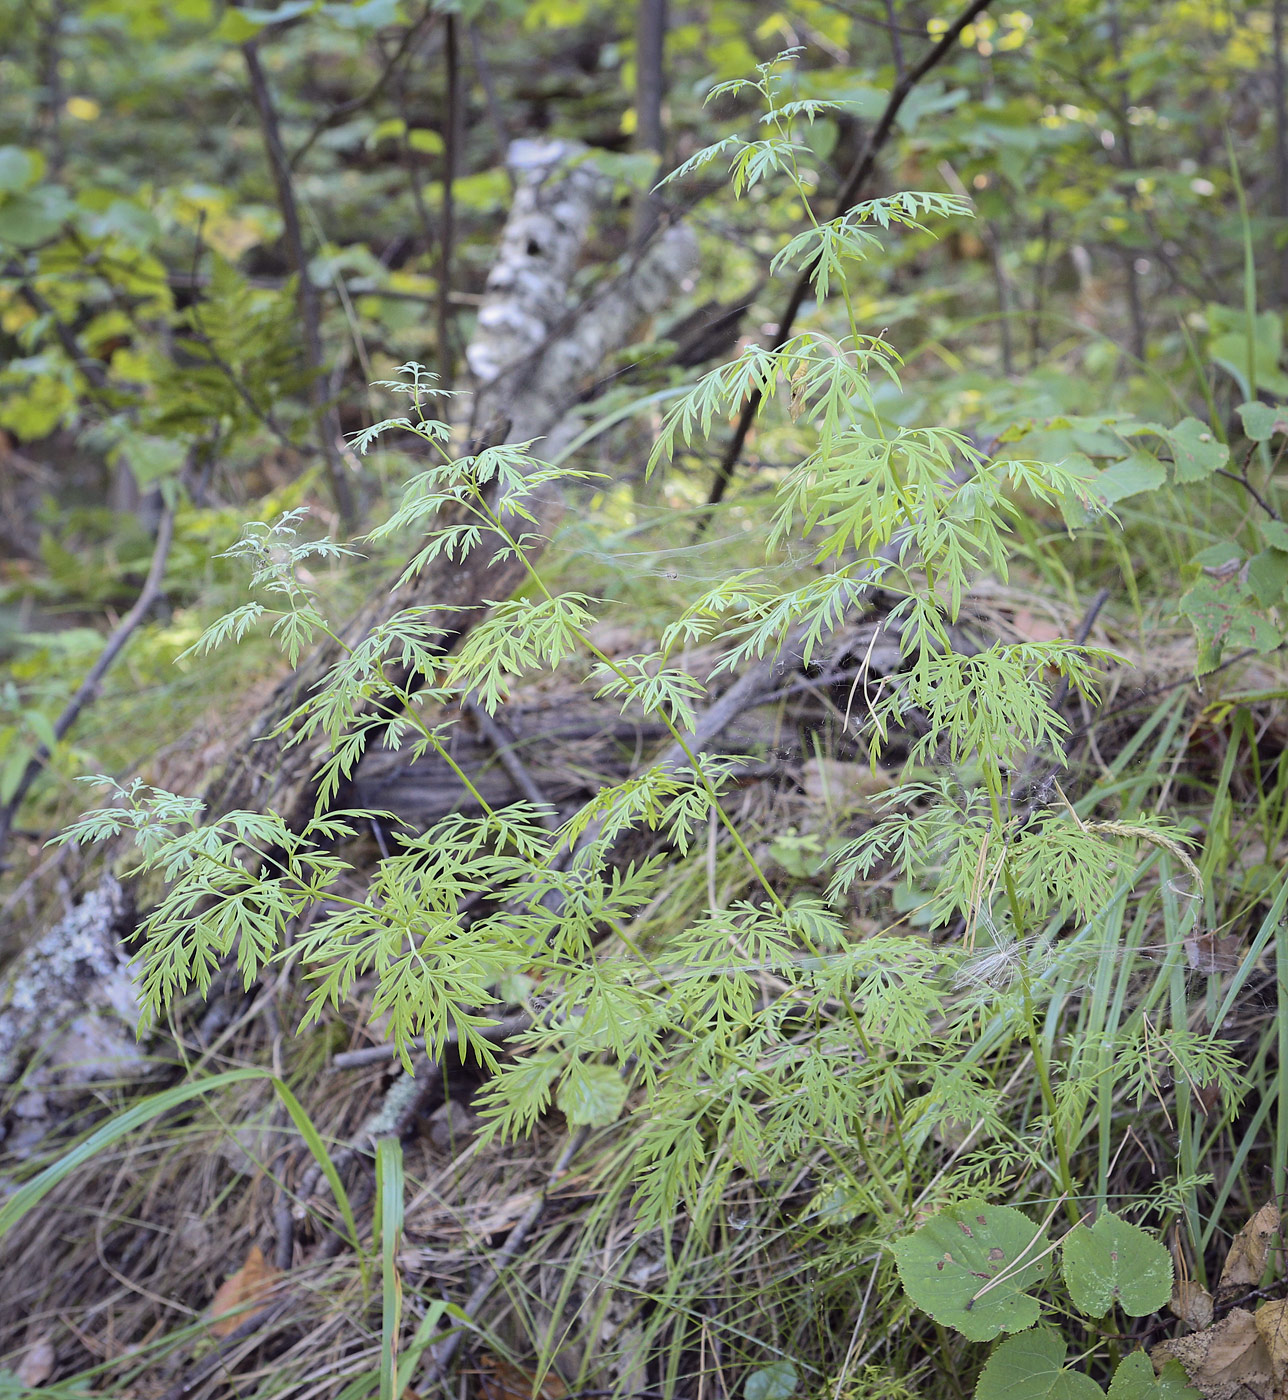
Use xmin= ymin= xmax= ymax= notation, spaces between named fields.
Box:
xmin=0 ymin=503 xmax=176 ymax=863
xmin=242 ymin=39 xmax=358 ymax=528
xmin=699 ymin=0 xmax=995 ymax=513
xmin=436 ymin=11 xmax=461 ymax=394
xmin=696 ymin=0 xmax=998 ymax=527
xmin=289 ymin=5 xmax=437 ymax=170
xmin=882 ymin=0 xmax=905 ymax=79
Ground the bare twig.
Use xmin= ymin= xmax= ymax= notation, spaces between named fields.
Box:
xmin=882 ymin=0 xmax=905 ymax=79
xmin=697 ymin=0 xmax=997 ymax=524
xmin=420 ymin=1127 xmax=589 ymax=1386
xmin=436 ymin=11 xmax=461 ymax=394
xmin=1215 ymin=463 xmax=1282 ymax=521
xmin=242 ymin=39 xmax=357 ymax=528
xmin=156 ymin=1296 xmax=294 ymax=1400
xmin=463 ymin=700 xmax=559 ymax=827
xmin=289 ymin=5 xmax=437 ymax=169
xmin=0 ymin=503 xmax=176 ymax=863
xmin=464 ymin=22 xmax=515 ymax=187
xmin=17 ymin=283 xmax=109 ymax=397
xmin=331 ymin=1010 xmax=532 ymax=1069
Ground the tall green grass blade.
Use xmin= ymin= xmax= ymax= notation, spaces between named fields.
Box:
xmin=375 ymin=1136 xmax=405 ymax=1400
xmin=0 ymin=1067 xmax=265 ymax=1238
xmin=273 ymin=1078 xmax=362 ymax=1257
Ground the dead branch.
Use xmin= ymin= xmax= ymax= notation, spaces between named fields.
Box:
xmin=242 ymin=38 xmax=357 ymax=528
xmin=420 ymin=1126 xmax=590 ymax=1387
xmin=699 ymin=0 xmax=998 ymax=520
xmin=0 ymin=503 xmax=176 ymax=863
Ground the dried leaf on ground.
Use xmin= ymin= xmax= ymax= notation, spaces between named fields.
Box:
xmin=474 ymin=1354 xmax=567 ymax=1400
xmin=1254 ymin=1298 xmax=1288 ymax=1387
xmin=1185 ymin=931 xmax=1245 ymax=974
xmin=1219 ymin=1203 xmax=1282 ymax=1290
xmin=209 ymin=1243 xmax=279 ymax=1336
xmin=16 ymin=1336 xmax=55 ymax=1387
xmin=1170 ymin=1280 xmax=1215 ymax=1331
xmin=1152 ymin=1307 xmax=1273 ymax=1400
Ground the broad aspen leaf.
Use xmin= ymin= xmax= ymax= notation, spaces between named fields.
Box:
xmin=1060 ymin=1212 xmax=1172 ymax=1317
xmin=891 ymin=1200 xmax=1050 ymax=1342
xmin=975 ymin=1328 xmax=1101 ymax=1400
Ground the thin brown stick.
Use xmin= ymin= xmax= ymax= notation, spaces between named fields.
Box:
xmin=242 ymin=39 xmax=357 ymax=528
xmin=464 ymin=22 xmax=515 ymax=189
xmin=462 ymin=699 xmax=559 ymax=827
xmin=156 ymin=1296 xmax=294 ymax=1400
xmin=436 ymin=12 xmax=461 ymax=394
xmin=289 ymin=5 xmax=436 ymax=169
xmin=331 ymin=1011 xmax=532 ymax=1069
xmin=420 ymin=1127 xmax=590 ymax=1386
xmin=0 ymin=503 xmax=176 ymax=862
xmin=697 ymin=0 xmax=997 ymax=524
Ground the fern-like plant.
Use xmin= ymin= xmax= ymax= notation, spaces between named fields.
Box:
xmin=60 ymin=59 xmax=1239 ymax=1371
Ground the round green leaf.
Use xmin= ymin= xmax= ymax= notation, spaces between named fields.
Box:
xmin=0 ymin=185 xmax=74 ymax=246
xmin=1107 ymin=1351 xmax=1202 ymax=1400
xmin=1238 ymin=402 xmax=1288 ymax=443
xmin=890 ymin=1200 xmax=1051 ymax=1342
xmin=1095 ymin=450 xmax=1166 ymax=505
xmin=0 ymin=145 xmax=41 ymax=193
xmin=976 ymin=1329 xmax=1103 ymax=1400
xmin=744 ymin=1361 xmax=798 ymax=1400
xmin=1165 ymin=418 xmax=1229 ymax=483
xmin=1246 ymin=548 xmax=1288 ymax=608
xmin=555 ymin=1062 xmax=628 ymax=1127
xmin=1061 ymin=1212 xmax=1172 ymax=1317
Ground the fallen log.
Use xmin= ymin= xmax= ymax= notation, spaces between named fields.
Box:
xmin=203 ymin=140 xmax=697 ymax=833
xmin=0 ymin=141 xmax=697 ymax=1106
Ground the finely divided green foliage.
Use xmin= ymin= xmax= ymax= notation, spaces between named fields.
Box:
xmin=59 ymin=52 xmax=1234 ymax=1307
